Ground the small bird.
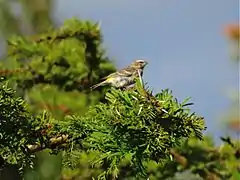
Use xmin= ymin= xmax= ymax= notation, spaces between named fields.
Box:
xmin=90 ymin=59 xmax=148 ymax=90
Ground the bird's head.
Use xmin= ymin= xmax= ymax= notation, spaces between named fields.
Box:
xmin=132 ymin=59 xmax=148 ymax=69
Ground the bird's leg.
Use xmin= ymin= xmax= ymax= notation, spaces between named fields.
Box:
xmin=119 ymin=86 xmax=127 ymax=91
xmin=125 ymin=84 xmax=135 ymax=90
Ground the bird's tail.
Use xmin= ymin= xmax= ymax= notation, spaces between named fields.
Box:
xmin=90 ymin=81 xmax=106 ymax=90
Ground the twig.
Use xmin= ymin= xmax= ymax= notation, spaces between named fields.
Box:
xmin=162 ymin=109 xmax=169 ymax=114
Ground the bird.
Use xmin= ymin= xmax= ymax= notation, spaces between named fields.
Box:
xmin=90 ymin=59 xmax=148 ymax=90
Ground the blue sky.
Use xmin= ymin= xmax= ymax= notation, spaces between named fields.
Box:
xmin=52 ymin=0 xmax=239 ymax=142
xmin=50 ymin=0 xmax=239 ymax=141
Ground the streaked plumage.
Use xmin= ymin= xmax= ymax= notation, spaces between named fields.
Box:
xmin=90 ymin=59 xmax=148 ymax=90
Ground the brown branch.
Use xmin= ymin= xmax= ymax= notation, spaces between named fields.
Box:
xmin=27 ymin=134 xmax=69 ymax=153
xmin=169 ymin=149 xmax=188 ymax=168
xmin=0 ymin=68 xmax=27 ymax=76
xmin=204 ymin=172 xmax=220 ymax=180
xmin=39 ymin=103 xmax=72 ymax=115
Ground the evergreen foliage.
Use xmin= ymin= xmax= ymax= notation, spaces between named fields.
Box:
xmin=1 ymin=18 xmax=115 ymax=117
xmin=0 ymin=17 xmax=239 ymax=180
xmin=157 ymin=136 xmax=240 ymax=180
xmin=0 ymin=80 xmax=52 ymax=171
xmin=0 ymin=78 xmax=206 ymax=179
xmin=0 ymin=0 xmax=53 ymax=38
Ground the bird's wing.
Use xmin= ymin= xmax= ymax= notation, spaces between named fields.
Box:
xmin=116 ymin=66 xmax=135 ymax=76
xmin=101 ymin=72 xmax=116 ymax=80
xmin=101 ymin=66 xmax=135 ymax=80
xmin=90 ymin=80 xmax=106 ymax=90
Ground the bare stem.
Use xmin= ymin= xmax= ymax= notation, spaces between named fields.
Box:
xmin=137 ymin=69 xmax=143 ymax=88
